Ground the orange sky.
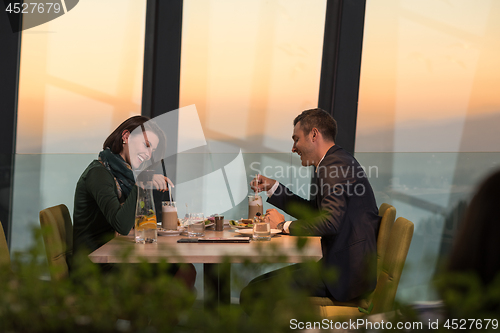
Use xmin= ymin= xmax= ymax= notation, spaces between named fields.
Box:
xmin=357 ymin=0 xmax=500 ymax=136
xmin=17 ymin=0 xmax=146 ymax=153
xmin=16 ymin=0 xmax=500 ymax=154
xmin=179 ymin=0 xmax=326 ymax=153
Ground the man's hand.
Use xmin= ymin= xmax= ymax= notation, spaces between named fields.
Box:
xmin=152 ymin=174 xmax=174 ymax=192
xmin=264 ymin=209 xmax=285 ymax=229
xmin=250 ymin=174 xmax=277 ymax=193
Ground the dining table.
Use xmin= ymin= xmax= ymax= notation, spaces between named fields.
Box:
xmin=88 ymin=225 xmax=323 ymax=308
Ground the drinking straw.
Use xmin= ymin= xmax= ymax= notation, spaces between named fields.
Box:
xmin=161 ymin=159 xmax=173 ymax=203
xmin=161 ymin=159 xmax=167 ymax=177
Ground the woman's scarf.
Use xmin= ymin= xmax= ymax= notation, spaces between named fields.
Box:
xmin=98 ymin=148 xmax=135 ymax=202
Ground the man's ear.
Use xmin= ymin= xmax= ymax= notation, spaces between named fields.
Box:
xmin=311 ymin=128 xmax=319 ymax=142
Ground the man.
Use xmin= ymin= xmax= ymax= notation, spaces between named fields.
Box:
xmin=240 ymin=108 xmax=380 ymax=314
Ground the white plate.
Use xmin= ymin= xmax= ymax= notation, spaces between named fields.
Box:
xmin=234 ymin=229 xmax=281 ymax=236
xmin=204 ymin=222 xmax=215 ymax=228
xmin=158 ymin=227 xmax=184 ymax=236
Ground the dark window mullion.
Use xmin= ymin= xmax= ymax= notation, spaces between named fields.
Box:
xmin=318 ymin=0 xmax=366 ymax=155
xmin=0 ymin=5 xmax=23 ymax=247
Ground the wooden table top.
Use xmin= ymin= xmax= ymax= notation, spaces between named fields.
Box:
xmin=88 ymin=227 xmax=323 ymax=264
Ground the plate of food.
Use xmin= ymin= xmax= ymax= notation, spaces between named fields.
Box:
xmin=229 ymin=219 xmax=254 ymax=229
xmin=235 ymin=229 xmax=281 ymax=236
xmin=204 ymin=217 xmax=216 ymax=228
xmin=158 ymin=226 xmax=184 ymax=236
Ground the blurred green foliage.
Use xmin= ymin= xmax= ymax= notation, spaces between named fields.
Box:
xmin=5 ymin=213 xmax=498 ymax=332
xmin=435 ymin=271 xmax=500 ymax=322
xmin=0 ymin=227 xmax=325 ymax=332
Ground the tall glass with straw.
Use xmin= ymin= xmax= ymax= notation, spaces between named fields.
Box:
xmin=248 ymin=174 xmax=263 ymax=218
xmin=161 ymin=159 xmax=178 ymax=230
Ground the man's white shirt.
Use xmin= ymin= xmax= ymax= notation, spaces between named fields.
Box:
xmin=265 ymin=152 xmax=328 ymax=233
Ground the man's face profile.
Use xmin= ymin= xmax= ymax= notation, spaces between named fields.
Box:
xmin=292 ymin=121 xmax=315 ymax=167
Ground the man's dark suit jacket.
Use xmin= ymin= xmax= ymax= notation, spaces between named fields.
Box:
xmin=267 ymin=145 xmax=380 ymax=301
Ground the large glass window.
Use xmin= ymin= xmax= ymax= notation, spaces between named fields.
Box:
xmin=356 ymin=0 xmax=500 ymax=302
xmin=179 ymin=0 xmax=327 ymax=300
xmin=12 ymin=0 xmax=147 ymax=252
xmin=178 ymin=0 xmax=327 ymax=219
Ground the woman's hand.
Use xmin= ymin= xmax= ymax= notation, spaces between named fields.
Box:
xmin=152 ymin=174 xmax=174 ymax=192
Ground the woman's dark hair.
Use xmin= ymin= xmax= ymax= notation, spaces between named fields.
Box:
xmin=447 ymin=169 xmax=500 ymax=284
xmin=103 ymin=116 xmax=167 ymax=160
xmin=293 ymin=108 xmax=337 ymax=142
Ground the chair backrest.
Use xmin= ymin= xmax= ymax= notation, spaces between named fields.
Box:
xmin=0 ymin=222 xmax=10 ymax=268
xmin=371 ymin=217 xmax=414 ymax=314
xmin=39 ymin=204 xmax=73 ymax=281
xmin=377 ymin=203 xmax=396 ymax=277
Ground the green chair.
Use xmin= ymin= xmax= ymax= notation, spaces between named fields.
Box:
xmin=0 ymin=222 xmax=10 ymax=268
xmin=376 ymin=203 xmax=397 ymax=278
xmin=313 ymin=216 xmax=414 ymax=318
xmin=308 ymin=204 xmax=397 ymax=311
xmin=39 ymin=204 xmax=73 ymax=281
xmin=370 ymin=217 xmax=414 ymax=314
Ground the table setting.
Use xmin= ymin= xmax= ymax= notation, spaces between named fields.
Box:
xmin=90 ymin=191 xmax=322 ymax=308
xmin=153 ymin=192 xmax=279 ymax=241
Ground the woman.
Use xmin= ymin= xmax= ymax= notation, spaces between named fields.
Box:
xmin=439 ymin=169 xmax=500 ymax=319
xmin=447 ymin=169 xmax=500 ymax=284
xmin=72 ymin=116 xmax=196 ymax=288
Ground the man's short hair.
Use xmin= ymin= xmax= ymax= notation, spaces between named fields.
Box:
xmin=293 ymin=108 xmax=337 ymax=142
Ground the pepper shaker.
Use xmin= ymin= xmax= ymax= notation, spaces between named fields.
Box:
xmin=214 ymin=214 xmax=224 ymax=231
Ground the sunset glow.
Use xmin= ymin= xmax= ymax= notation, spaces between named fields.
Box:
xmin=356 ymin=0 xmax=500 ymax=152
xmin=180 ymin=0 xmax=327 ymax=153
xmin=17 ymin=0 xmax=147 ymax=153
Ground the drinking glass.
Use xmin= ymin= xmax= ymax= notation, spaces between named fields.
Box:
xmin=162 ymin=201 xmax=178 ymax=230
xmin=248 ymin=195 xmax=263 ymax=219
xmin=188 ymin=213 xmax=205 ymax=237
xmin=253 ymin=220 xmax=271 ymax=241
xmin=135 ymin=171 xmax=157 ymax=244
xmin=214 ymin=214 xmax=224 ymax=231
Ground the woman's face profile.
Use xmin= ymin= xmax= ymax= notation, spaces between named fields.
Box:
xmin=124 ymin=130 xmax=160 ymax=169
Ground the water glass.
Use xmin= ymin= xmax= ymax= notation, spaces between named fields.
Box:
xmin=253 ymin=221 xmax=271 ymax=241
xmin=188 ymin=213 xmax=205 ymax=237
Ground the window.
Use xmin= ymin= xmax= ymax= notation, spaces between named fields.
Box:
xmin=356 ymin=0 xmax=500 ymax=301
xmin=12 ymin=0 xmax=147 ymax=252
